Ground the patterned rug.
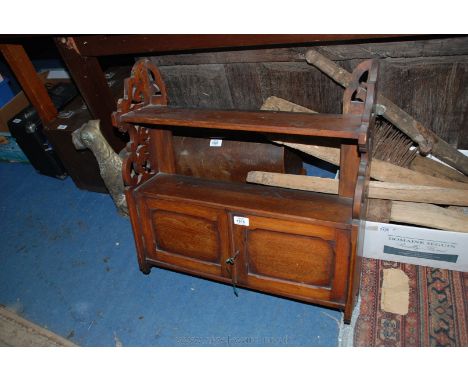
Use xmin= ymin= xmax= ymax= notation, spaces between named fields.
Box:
xmin=354 ymin=258 xmax=468 ymax=346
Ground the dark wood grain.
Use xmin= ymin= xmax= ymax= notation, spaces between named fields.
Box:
xmin=54 ymin=35 xmax=468 ymax=150
xmin=256 ymin=62 xmax=345 ymax=113
xmin=339 ymin=144 xmax=360 ymax=197
xmin=375 ymin=58 xmax=468 ymax=149
xmin=128 ymin=190 xmax=151 ymax=274
xmin=54 ymin=38 xmax=126 ymax=152
xmin=149 ymin=37 xmax=468 ymax=66
xmin=121 ymin=106 xmax=364 ymax=139
xmin=135 ymin=176 xmax=353 ymax=306
xmin=237 ymin=214 xmax=339 ymax=301
xmin=172 ymin=134 xmax=303 ymax=182
xmin=139 ymin=173 xmax=353 ymax=228
xmin=139 ymin=197 xmax=230 ymax=277
xmin=148 ymin=42 xmax=468 ymax=149
xmin=151 ymin=48 xmax=304 ymax=66
xmin=159 ymin=64 xmax=234 ymax=109
xmin=152 ymin=209 xmax=221 ymax=263
xmin=0 ymin=44 xmax=57 ymax=123
xmin=224 ymin=63 xmax=264 ymax=110
xmin=344 ymin=225 xmax=360 ymax=323
xmin=72 ymin=34 xmax=413 ymax=57
xmin=150 ymin=129 xmax=176 ymax=173
xmin=316 ymin=36 xmax=468 ymax=60
xmin=246 ymin=228 xmax=334 ymax=285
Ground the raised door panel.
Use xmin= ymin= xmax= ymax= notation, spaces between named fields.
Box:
xmin=247 ymin=229 xmax=334 ymax=286
xmin=138 ymin=197 xmax=230 ymax=277
xmin=152 ymin=210 xmax=219 ymax=262
xmin=230 ymin=214 xmax=350 ymax=304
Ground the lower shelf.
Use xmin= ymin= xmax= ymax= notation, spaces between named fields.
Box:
xmin=137 ymin=173 xmax=353 ymax=228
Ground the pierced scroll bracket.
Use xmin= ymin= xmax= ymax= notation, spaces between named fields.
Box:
xmin=342 ymin=60 xmax=379 ymax=222
xmin=112 ymin=58 xmax=168 ymax=129
xmin=112 ymin=59 xmax=168 ymax=188
xmin=343 ymin=59 xmax=379 ymax=154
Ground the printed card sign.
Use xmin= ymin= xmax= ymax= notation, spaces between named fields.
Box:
xmin=210 ymin=139 xmax=222 ymax=147
xmin=363 ymin=221 xmax=468 ymax=272
xmin=233 ymin=216 xmax=249 ymax=226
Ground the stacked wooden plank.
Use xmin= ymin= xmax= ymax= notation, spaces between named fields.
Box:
xmin=247 ymin=96 xmax=468 ymax=233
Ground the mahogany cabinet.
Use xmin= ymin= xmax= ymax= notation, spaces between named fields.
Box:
xmin=112 ymin=58 xmax=379 ymax=323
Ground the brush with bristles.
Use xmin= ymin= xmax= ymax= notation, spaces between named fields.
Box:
xmin=372 ymin=119 xmax=417 ymax=168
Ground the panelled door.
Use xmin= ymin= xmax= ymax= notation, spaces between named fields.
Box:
xmin=228 ymin=213 xmax=351 ymax=304
xmin=138 ymin=196 xmax=231 ymax=278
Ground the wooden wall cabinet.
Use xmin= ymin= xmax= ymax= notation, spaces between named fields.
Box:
xmin=113 ymin=58 xmax=379 ymax=323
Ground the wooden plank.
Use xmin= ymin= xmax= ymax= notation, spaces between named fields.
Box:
xmin=261 ymin=97 xmax=342 ymax=164
xmin=390 ymin=201 xmax=468 ymax=233
xmin=316 ymin=37 xmax=468 ymax=60
xmin=305 ymin=50 xmax=468 ymax=174
xmin=246 ymin=171 xmax=338 ymax=194
xmin=224 ymin=63 xmax=263 ymax=110
xmin=54 ymin=38 xmax=126 ymax=152
xmin=152 ymin=51 xmax=468 ymax=150
xmin=377 ymin=59 xmax=468 ymax=150
xmin=260 ymin=96 xmax=468 ymax=185
xmin=121 ymin=106 xmax=364 ymax=139
xmin=246 ymin=171 xmax=468 ymax=206
xmin=368 ymin=182 xmax=468 ymax=206
xmin=0 ymin=44 xmax=57 ymax=123
xmin=367 ymin=199 xmax=392 ymax=223
xmin=71 ymin=35 xmax=414 ymax=57
xmin=275 ymin=142 xmax=340 ymax=165
xmin=270 ymin=139 xmax=468 ymax=190
xmin=257 ymin=62 xmax=343 ymax=113
xmin=159 ymin=64 xmax=234 ymax=109
xmin=410 ymin=155 xmax=468 ymax=183
xmin=148 ymin=37 xmax=468 ymax=66
xmin=371 ymin=160 xmax=468 ymax=190
xmin=147 ymin=54 xmax=468 ymax=152
xmin=247 ymin=171 xmax=468 ymax=229
xmin=261 ymin=96 xmax=318 ymax=113
xmin=151 ymin=48 xmax=304 ymax=66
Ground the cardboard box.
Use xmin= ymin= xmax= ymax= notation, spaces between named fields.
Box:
xmin=0 ymin=91 xmax=29 ymax=132
xmin=363 ymin=221 xmax=468 ymax=272
xmin=0 ymin=132 xmax=29 ymax=162
xmin=363 ymin=150 xmax=468 ymax=272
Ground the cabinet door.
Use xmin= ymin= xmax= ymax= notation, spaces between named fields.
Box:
xmin=138 ymin=197 xmax=230 ymax=278
xmin=229 ymin=214 xmax=350 ymax=304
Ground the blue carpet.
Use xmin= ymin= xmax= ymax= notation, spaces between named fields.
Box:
xmin=0 ymin=162 xmax=341 ymax=346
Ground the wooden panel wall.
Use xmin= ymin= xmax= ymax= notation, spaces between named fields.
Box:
xmin=149 ymin=37 xmax=468 ymax=149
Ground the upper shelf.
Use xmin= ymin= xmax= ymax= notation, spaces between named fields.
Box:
xmin=120 ymin=106 xmax=364 ymax=139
